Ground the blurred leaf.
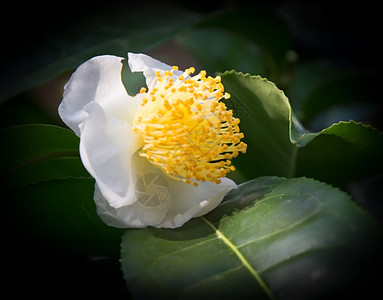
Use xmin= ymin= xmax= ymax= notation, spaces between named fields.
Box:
xmin=220 ymin=71 xmax=383 ymax=186
xmin=189 ymin=7 xmax=293 ymax=83
xmin=288 ymin=60 xmax=346 ymax=114
xmin=6 ymin=178 xmax=122 ymax=257
xmin=0 ymin=7 xmax=200 ymax=102
xmin=1 ymin=124 xmax=122 ymax=256
xmin=121 ymin=176 xmax=382 ymax=299
xmin=0 ymin=124 xmax=88 ymax=189
xmin=288 ymin=61 xmax=381 ymax=130
xmin=301 ymin=73 xmax=380 ymax=130
xmin=176 ymin=28 xmax=266 ymax=75
xmin=121 ymin=58 xmax=147 ymax=97
xmin=0 ymin=94 xmax=57 ymax=128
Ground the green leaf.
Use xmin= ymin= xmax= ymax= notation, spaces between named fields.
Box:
xmin=295 ymin=71 xmax=381 ymax=130
xmin=1 ymin=124 xmax=122 ymax=256
xmin=220 ymin=71 xmax=383 ymax=186
xmin=6 ymin=178 xmax=122 ymax=257
xmin=288 ymin=60 xmax=346 ymax=116
xmin=0 ymin=124 xmax=89 ymax=190
xmin=220 ymin=71 xmax=296 ymax=181
xmin=121 ymin=176 xmax=382 ymax=299
xmin=0 ymin=7 xmax=200 ymax=102
xmin=176 ymin=28 xmax=267 ymax=75
xmin=294 ymin=120 xmax=383 ymax=186
xmin=190 ymin=7 xmax=293 ymax=83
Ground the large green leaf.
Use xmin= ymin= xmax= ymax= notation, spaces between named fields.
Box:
xmin=1 ymin=124 xmax=122 ymax=256
xmin=220 ymin=71 xmax=383 ymax=186
xmin=121 ymin=176 xmax=382 ymax=299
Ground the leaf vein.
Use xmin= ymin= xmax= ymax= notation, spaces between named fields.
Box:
xmin=200 ymin=216 xmax=276 ymax=300
xmin=237 ymin=198 xmax=324 ymax=248
xmin=150 ymin=236 xmax=218 ymax=262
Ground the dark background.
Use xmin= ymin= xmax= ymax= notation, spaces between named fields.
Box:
xmin=2 ymin=0 xmax=380 ymax=69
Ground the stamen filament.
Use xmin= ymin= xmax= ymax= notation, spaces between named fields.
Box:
xmin=133 ymin=65 xmax=246 ymax=186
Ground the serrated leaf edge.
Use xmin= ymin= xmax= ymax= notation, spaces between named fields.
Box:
xmin=220 ymin=70 xmax=383 ymax=150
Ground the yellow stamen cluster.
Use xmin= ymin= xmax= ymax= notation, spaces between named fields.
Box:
xmin=132 ymin=66 xmax=247 ymax=187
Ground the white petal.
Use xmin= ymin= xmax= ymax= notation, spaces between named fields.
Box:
xmin=79 ymin=102 xmax=143 ymax=209
xmin=94 ymin=151 xmax=236 ymax=228
xmin=94 ymin=182 xmax=170 ymax=228
xmin=59 ymin=55 xmax=138 ymax=136
xmin=95 ymin=153 xmax=172 ymax=228
xmin=127 ymin=52 xmax=182 ymax=88
xmin=158 ymin=178 xmax=237 ymax=228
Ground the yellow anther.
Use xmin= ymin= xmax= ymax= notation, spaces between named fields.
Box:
xmin=186 ymin=67 xmax=195 ymax=74
xmin=140 ymin=87 xmax=147 ymax=93
xmin=132 ymin=65 xmax=246 ymax=187
xmin=165 ymin=83 xmax=173 ymax=90
xmin=178 ymin=86 xmax=187 ymax=92
xmin=141 ymin=98 xmax=148 ymax=106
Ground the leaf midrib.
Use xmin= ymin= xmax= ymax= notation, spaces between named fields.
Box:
xmin=200 ymin=216 xmax=276 ymax=300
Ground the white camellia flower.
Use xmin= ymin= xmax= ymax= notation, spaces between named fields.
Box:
xmin=58 ymin=52 xmax=246 ymax=228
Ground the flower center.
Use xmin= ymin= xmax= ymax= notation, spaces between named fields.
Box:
xmin=132 ymin=66 xmax=247 ymax=187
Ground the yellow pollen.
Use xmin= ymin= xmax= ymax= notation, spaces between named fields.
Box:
xmin=133 ymin=65 xmax=247 ymax=186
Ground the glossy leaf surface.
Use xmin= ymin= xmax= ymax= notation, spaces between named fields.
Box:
xmin=220 ymin=71 xmax=383 ymax=186
xmin=121 ymin=176 xmax=382 ymax=299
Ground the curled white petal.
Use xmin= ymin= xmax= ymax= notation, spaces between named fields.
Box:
xmin=95 ymin=153 xmax=236 ymax=228
xmin=159 ymin=177 xmax=236 ymax=228
xmin=94 ymin=181 xmax=170 ymax=228
xmin=59 ymin=55 xmax=140 ymax=136
xmin=59 ymin=54 xmax=145 ymax=209
xmin=128 ymin=52 xmax=182 ymax=88
xmin=80 ymin=102 xmax=143 ymax=208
